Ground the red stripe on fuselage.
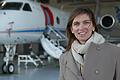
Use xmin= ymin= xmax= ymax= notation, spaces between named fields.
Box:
xmin=40 ymin=4 xmax=54 ymax=26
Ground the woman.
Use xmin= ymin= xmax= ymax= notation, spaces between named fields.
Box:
xmin=59 ymin=7 xmax=120 ymax=80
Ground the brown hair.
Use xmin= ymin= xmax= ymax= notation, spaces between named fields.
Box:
xmin=65 ymin=7 xmax=98 ymax=51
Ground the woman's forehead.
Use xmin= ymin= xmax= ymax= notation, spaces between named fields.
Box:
xmin=73 ymin=14 xmax=90 ymax=22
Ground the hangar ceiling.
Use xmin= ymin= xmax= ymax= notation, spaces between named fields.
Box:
xmin=0 ymin=0 xmax=120 ymax=11
xmin=39 ymin=0 xmax=120 ymax=4
xmin=38 ymin=0 xmax=120 ymax=11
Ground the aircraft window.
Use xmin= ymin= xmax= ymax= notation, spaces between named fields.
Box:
xmin=56 ymin=16 xmax=60 ymax=24
xmin=23 ymin=3 xmax=32 ymax=12
xmin=0 ymin=2 xmax=23 ymax=10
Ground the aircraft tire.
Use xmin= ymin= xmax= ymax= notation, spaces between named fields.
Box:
xmin=8 ymin=63 xmax=15 ymax=74
xmin=2 ymin=62 xmax=7 ymax=73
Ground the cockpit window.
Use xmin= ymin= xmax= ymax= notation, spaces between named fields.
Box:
xmin=22 ymin=3 xmax=32 ymax=12
xmin=0 ymin=2 xmax=23 ymax=10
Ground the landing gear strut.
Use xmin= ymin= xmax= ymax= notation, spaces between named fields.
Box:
xmin=2 ymin=44 xmax=16 ymax=74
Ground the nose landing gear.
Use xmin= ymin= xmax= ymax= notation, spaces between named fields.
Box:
xmin=2 ymin=44 xmax=16 ymax=74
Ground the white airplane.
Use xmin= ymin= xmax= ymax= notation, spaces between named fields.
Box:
xmin=0 ymin=0 xmax=69 ymax=73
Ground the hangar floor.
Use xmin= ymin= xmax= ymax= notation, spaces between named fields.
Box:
xmin=0 ymin=54 xmax=59 ymax=80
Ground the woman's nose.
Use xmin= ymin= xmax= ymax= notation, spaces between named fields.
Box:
xmin=77 ymin=23 xmax=84 ymax=29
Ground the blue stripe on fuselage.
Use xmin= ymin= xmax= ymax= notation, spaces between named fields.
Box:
xmin=0 ymin=29 xmax=65 ymax=33
xmin=13 ymin=29 xmax=44 ymax=32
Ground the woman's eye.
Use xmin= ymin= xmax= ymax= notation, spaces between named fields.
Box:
xmin=83 ymin=21 xmax=91 ymax=25
xmin=72 ymin=20 xmax=91 ymax=27
xmin=73 ymin=22 xmax=80 ymax=26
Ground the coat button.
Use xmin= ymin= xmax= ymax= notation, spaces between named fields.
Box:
xmin=96 ymin=46 xmax=101 ymax=51
xmin=95 ymin=69 xmax=100 ymax=75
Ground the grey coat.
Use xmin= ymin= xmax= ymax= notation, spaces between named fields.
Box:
xmin=59 ymin=42 xmax=120 ymax=80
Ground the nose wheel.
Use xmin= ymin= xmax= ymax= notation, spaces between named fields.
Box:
xmin=2 ymin=62 xmax=15 ymax=74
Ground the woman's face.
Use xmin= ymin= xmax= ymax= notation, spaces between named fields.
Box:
xmin=71 ymin=14 xmax=95 ymax=44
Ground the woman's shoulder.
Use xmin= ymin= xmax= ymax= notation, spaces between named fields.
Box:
xmin=59 ymin=50 xmax=71 ymax=64
xmin=89 ymin=42 xmax=120 ymax=52
xmin=60 ymin=50 xmax=71 ymax=59
xmin=99 ymin=42 xmax=120 ymax=52
xmin=91 ymin=42 xmax=118 ymax=48
xmin=102 ymin=42 xmax=120 ymax=49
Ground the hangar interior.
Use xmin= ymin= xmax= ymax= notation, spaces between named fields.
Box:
xmin=0 ymin=0 xmax=120 ymax=80
xmin=6 ymin=0 xmax=120 ymax=61
xmin=0 ymin=0 xmax=120 ymax=68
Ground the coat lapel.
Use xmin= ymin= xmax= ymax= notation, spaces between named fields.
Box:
xmin=65 ymin=50 xmax=83 ymax=79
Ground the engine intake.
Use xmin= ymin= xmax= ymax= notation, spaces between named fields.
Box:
xmin=100 ymin=14 xmax=115 ymax=29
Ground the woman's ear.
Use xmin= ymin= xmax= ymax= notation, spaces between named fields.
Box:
xmin=92 ymin=27 xmax=95 ymax=32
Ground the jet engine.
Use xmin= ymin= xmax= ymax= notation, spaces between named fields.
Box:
xmin=100 ymin=14 xmax=115 ymax=29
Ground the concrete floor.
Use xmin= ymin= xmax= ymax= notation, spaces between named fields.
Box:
xmin=0 ymin=66 xmax=59 ymax=80
xmin=0 ymin=54 xmax=59 ymax=80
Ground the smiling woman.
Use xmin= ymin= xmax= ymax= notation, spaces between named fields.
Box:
xmin=71 ymin=14 xmax=93 ymax=44
xmin=59 ymin=7 xmax=120 ymax=80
